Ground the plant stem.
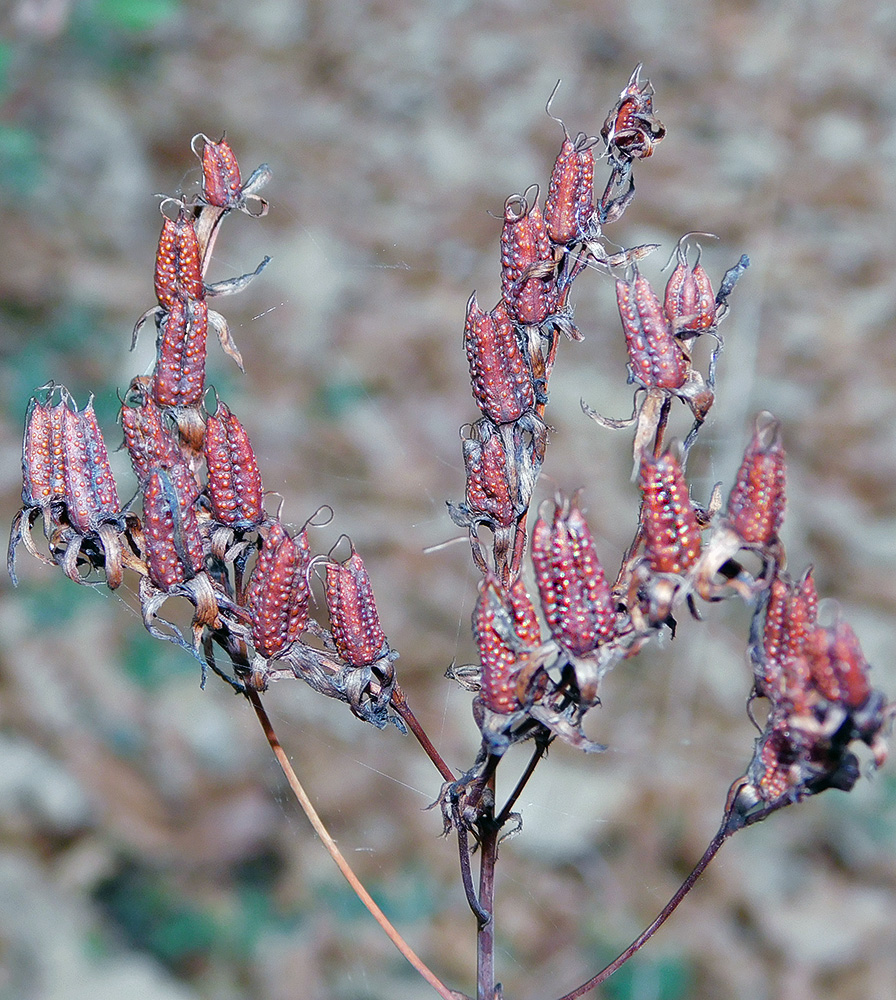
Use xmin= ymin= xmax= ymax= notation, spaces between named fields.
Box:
xmin=495 ymin=737 xmax=549 ymax=829
xmin=247 ymin=689 xmax=461 ymax=1000
xmin=476 ymin=774 xmax=498 ymax=1000
xmin=391 ymin=683 xmax=457 ymax=782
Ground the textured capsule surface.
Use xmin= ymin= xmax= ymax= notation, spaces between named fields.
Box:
xmin=616 ymin=273 xmax=688 ymax=390
xmin=61 ymin=400 xmax=120 ymax=534
xmin=151 ymin=298 xmax=209 ymax=408
xmin=726 ymin=414 xmax=786 ymax=545
xmin=246 ymin=521 xmax=310 ymax=657
xmin=199 ymin=136 xmax=243 ymax=208
xmin=664 ymin=257 xmax=716 ymax=334
xmin=463 ymin=426 xmax=515 ymax=527
xmin=500 ymin=197 xmax=557 ymax=325
xmin=153 ymin=206 xmax=204 ymax=310
xmin=326 ymin=550 xmax=388 ymax=667
xmin=544 ymin=134 xmax=595 ymax=245
xmin=142 ymin=468 xmax=205 ymax=590
xmin=121 ymin=377 xmax=184 ymax=484
xmin=639 ymin=450 xmax=701 ymax=574
xmin=204 ymin=401 xmax=264 ymax=527
xmin=531 ymin=495 xmax=616 ymax=655
xmin=464 ymin=295 xmax=534 ymax=424
xmin=21 ymin=396 xmax=67 ymax=508
xmin=475 ymin=576 xmax=542 ymax=714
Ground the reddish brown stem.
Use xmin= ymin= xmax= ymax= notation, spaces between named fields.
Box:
xmin=391 ymin=683 xmax=456 ymax=782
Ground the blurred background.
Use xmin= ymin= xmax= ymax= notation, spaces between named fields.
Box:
xmin=3 ymin=1 xmax=896 ymax=998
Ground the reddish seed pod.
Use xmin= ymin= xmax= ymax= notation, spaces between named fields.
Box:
xmin=639 ymin=450 xmax=702 ymax=575
xmin=663 ymin=244 xmax=717 ymax=334
xmin=464 ymin=295 xmax=534 ymax=424
xmin=121 ymin=377 xmax=184 ymax=484
xmin=726 ymin=413 xmax=787 ymax=546
xmin=203 ymin=401 xmax=265 ymax=527
xmin=150 ymin=298 xmax=209 ymax=408
xmin=500 ymin=195 xmax=558 ymax=325
xmin=153 ymin=205 xmax=204 ymax=310
xmin=21 ymin=395 xmax=66 ymax=509
xmin=760 ymin=569 xmax=818 ymax=699
xmin=326 ymin=549 xmax=388 ymax=667
xmin=805 ymin=621 xmax=872 ymax=710
xmin=601 ymin=64 xmax=666 ymax=161
xmin=246 ymin=520 xmax=311 ymax=658
xmin=462 ymin=422 xmax=515 ymax=528
xmin=616 ymin=271 xmax=688 ymax=390
xmin=61 ymin=399 xmax=120 ymax=534
xmin=474 ymin=575 xmax=542 ymax=714
xmin=531 ymin=494 xmax=616 ymax=655
xmin=544 ymin=133 xmax=595 ymax=245
xmin=142 ymin=467 xmax=205 ymax=591
xmin=198 ymin=135 xmax=243 ymax=208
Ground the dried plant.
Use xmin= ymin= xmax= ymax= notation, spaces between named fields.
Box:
xmin=8 ymin=71 xmax=894 ymax=1000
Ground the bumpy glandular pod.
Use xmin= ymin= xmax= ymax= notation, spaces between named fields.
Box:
xmin=142 ymin=467 xmax=205 ymax=590
xmin=121 ymin=377 xmax=184 ymax=484
xmin=21 ymin=395 xmax=66 ymax=509
xmin=544 ymin=133 xmax=595 ymax=245
xmin=531 ymin=494 xmax=616 ymax=655
xmin=600 ymin=64 xmax=665 ymax=161
xmin=663 ymin=254 xmax=716 ymax=334
xmin=616 ymin=272 xmax=688 ymax=390
xmin=474 ymin=576 xmax=542 ymax=714
xmin=326 ymin=550 xmax=388 ymax=667
xmin=726 ymin=413 xmax=786 ymax=546
xmin=805 ymin=621 xmax=872 ymax=710
xmin=759 ymin=569 xmax=818 ymax=700
xmin=61 ymin=400 xmax=120 ymax=534
xmin=203 ymin=401 xmax=264 ymax=527
xmin=151 ymin=298 xmax=209 ymax=408
xmin=500 ymin=196 xmax=557 ymax=325
xmin=464 ymin=295 xmax=534 ymax=424
xmin=153 ymin=205 xmax=204 ymax=310
xmin=198 ymin=136 xmax=243 ymax=208
xmin=463 ymin=423 xmax=515 ymax=528
xmin=639 ymin=450 xmax=701 ymax=575
xmin=246 ymin=520 xmax=310 ymax=657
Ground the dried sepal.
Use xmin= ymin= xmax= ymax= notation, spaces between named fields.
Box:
xmin=121 ymin=376 xmax=185 ymax=484
xmin=142 ymin=467 xmax=205 ymax=591
xmin=725 ymin=412 xmax=786 ymax=547
xmin=325 ymin=548 xmax=389 ymax=667
xmin=601 ymin=63 xmax=665 ymax=162
xmin=151 ymin=298 xmax=209 ymax=408
xmin=500 ymin=193 xmax=558 ymax=326
xmin=245 ymin=520 xmax=310 ymax=658
xmin=464 ymin=294 xmax=534 ymax=424
xmin=203 ymin=400 xmax=265 ymax=528
xmin=531 ymin=493 xmax=617 ymax=659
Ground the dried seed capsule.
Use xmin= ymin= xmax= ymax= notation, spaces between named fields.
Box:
xmin=326 ymin=549 xmax=388 ymax=667
xmin=198 ymin=135 xmax=243 ymax=209
xmin=153 ymin=204 xmax=204 ymax=310
xmin=203 ymin=400 xmax=264 ymax=527
xmin=663 ymin=243 xmax=717 ymax=335
xmin=531 ymin=494 xmax=616 ymax=655
xmin=474 ymin=575 xmax=542 ymax=714
xmin=61 ymin=398 xmax=120 ymax=534
xmin=759 ymin=569 xmax=818 ymax=700
xmin=142 ymin=467 xmax=205 ymax=591
xmin=462 ymin=423 xmax=515 ymax=527
xmin=726 ymin=413 xmax=786 ymax=546
xmin=616 ymin=271 xmax=688 ymax=390
xmin=464 ymin=294 xmax=534 ymax=424
xmin=601 ymin=64 xmax=665 ymax=162
xmin=544 ymin=132 xmax=595 ymax=245
xmin=246 ymin=520 xmax=311 ymax=657
xmin=121 ymin=377 xmax=184 ymax=484
xmin=151 ymin=298 xmax=209 ymax=408
xmin=21 ymin=394 xmax=66 ymax=509
xmin=500 ymin=195 xmax=558 ymax=325
xmin=805 ymin=621 xmax=872 ymax=710
xmin=639 ymin=449 xmax=701 ymax=575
